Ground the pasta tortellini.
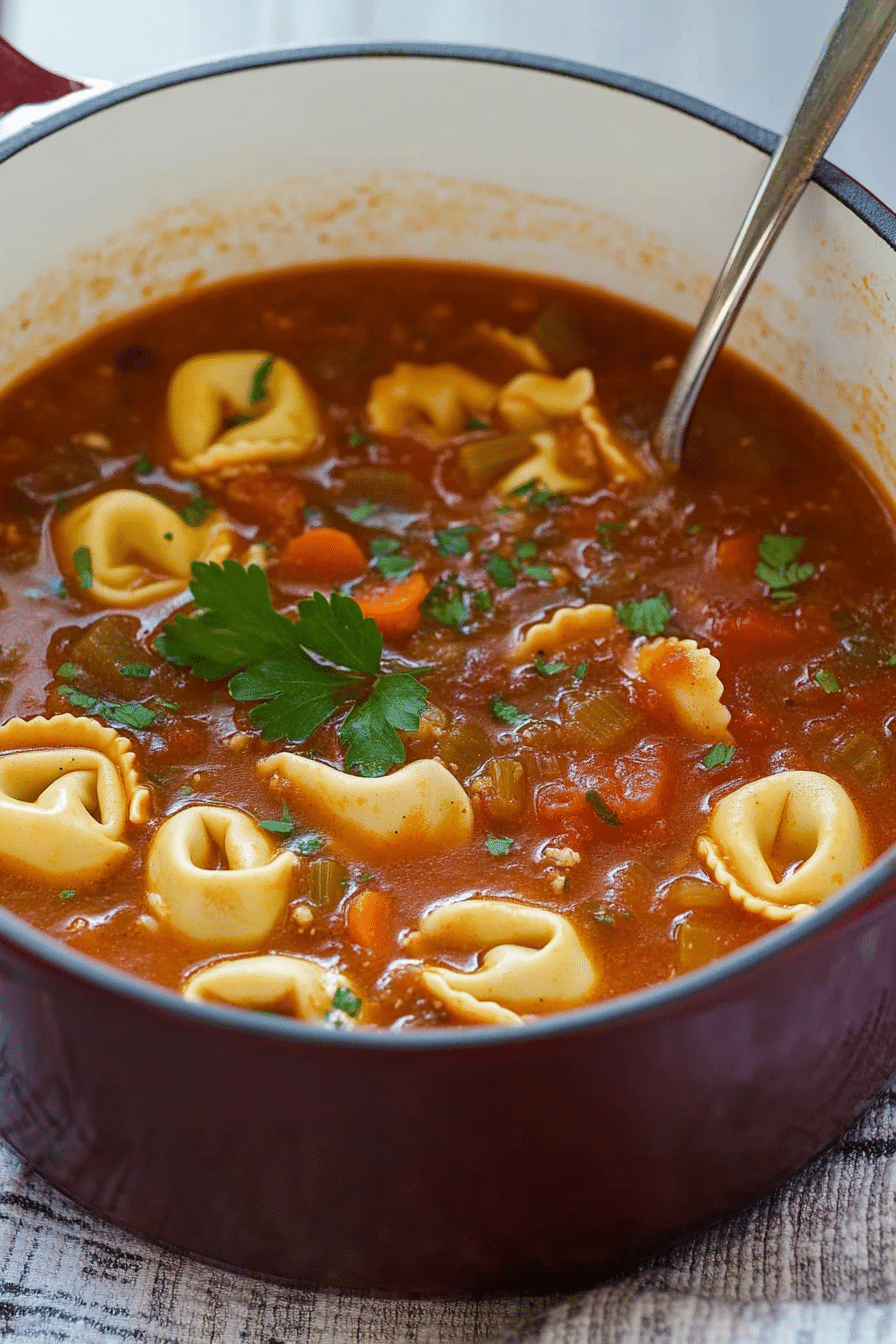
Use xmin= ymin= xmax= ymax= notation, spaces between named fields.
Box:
xmin=698 ymin=770 xmax=867 ymax=921
xmin=257 ymin=755 xmax=473 ymax=865
xmin=0 ymin=714 xmax=149 ymax=881
xmin=146 ymin=806 xmax=298 ymax=945
xmin=54 ymin=489 xmax=236 ymax=608
xmin=636 ymin=638 xmax=733 ymax=742
xmin=408 ymin=899 xmax=598 ymax=1026
xmin=509 ymin=603 xmax=616 ymax=664
xmin=166 ymin=351 xmax=322 ymax=476
xmin=366 ymin=362 xmax=497 ymax=439
xmin=182 ymin=954 xmax=355 ymax=1022
xmin=474 ymin=321 xmax=550 ymax=371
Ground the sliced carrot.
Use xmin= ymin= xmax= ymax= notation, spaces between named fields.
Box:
xmin=714 ymin=532 xmax=759 ymax=576
xmin=281 ymin=527 xmax=367 ymax=582
xmin=356 ymin=572 xmax=430 ymax=637
xmin=346 ymin=887 xmax=392 ymax=958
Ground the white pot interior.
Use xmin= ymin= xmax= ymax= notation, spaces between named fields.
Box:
xmin=1 ymin=53 xmax=895 ymax=499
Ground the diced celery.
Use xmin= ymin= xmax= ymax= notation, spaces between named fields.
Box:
xmin=459 ymin=434 xmax=534 ymax=491
xmin=308 ymin=858 xmax=348 ymax=910
xmin=439 ymin=723 xmax=492 ymax=781
xmin=526 ymin=303 xmax=591 ymax=367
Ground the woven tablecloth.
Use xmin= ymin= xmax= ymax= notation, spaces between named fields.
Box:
xmin=1 ymin=1072 xmax=894 ymax=1343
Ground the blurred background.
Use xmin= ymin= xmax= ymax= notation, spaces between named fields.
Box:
xmin=1 ymin=0 xmax=894 ymax=206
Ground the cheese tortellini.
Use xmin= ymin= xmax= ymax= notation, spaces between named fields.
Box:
xmin=146 ymin=806 xmax=298 ymax=945
xmin=166 ymin=351 xmax=322 ymax=476
xmin=54 ymin=489 xmax=236 ymax=608
xmin=182 ymin=954 xmax=355 ymax=1022
xmin=409 ymin=899 xmax=598 ymax=1026
xmin=0 ymin=714 xmax=149 ymax=881
xmin=497 ymin=368 xmax=595 ymax=432
xmin=698 ymin=770 xmax=867 ymax=921
xmin=636 ymin=638 xmax=733 ymax=742
xmin=257 ymin=755 xmax=473 ymax=865
xmin=366 ymin=362 xmax=497 ymax=439
xmin=497 ymin=429 xmax=594 ymax=496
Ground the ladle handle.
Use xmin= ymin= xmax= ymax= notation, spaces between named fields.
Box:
xmin=654 ymin=0 xmax=896 ymax=471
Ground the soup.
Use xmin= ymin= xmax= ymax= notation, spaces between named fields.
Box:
xmin=0 ymin=260 xmax=892 ymax=1030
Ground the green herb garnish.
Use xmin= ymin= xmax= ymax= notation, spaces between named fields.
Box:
xmin=290 ymin=831 xmax=325 ymax=855
xmin=472 ymin=589 xmax=492 ymax=612
xmin=702 ymin=743 xmax=735 ymax=770
xmin=616 ymin=591 xmax=672 ymax=637
xmin=249 ymin=354 xmax=276 ymax=404
xmin=485 ymin=553 xmax=517 ymax=588
xmin=525 ymin=563 xmax=554 ymax=583
xmin=573 ymin=660 xmax=588 ymax=681
xmin=509 ymin=478 xmax=568 ymax=511
xmin=756 ymin=534 xmax=814 ymax=604
xmin=814 ymin=668 xmax=840 ymax=695
xmin=57 ymin=685 xmax=161 ymax=730
xmin=534 ymin=654 xmax=567 ymax=676
xmin=119 ymin=663 xmax=152 ymax=679
xmin=490 ymin=695 xmax=527 ymax=726
xmin=371 ymin=537 xmax=415 ymax=580
xmin=180 ymin=495 xmax=216 ymax=527
xmin=347 ymin=428 xmax=374 ymax=449
xmin=585 ymin=790 xmax=621 ymax=826
xmin=513 ymin=539 xmax=539 ymax=560
xmin=54 ymin=497 xmax=71 ymax=515
xmin=73 ymin=546 xmax=93 ymax=590
xmin=332 ymin=986 xmax=363 ymax=1017
xmin=347 ymin=501 xmax=379 ymax=524
xmin=486 ymin=836 xmax=514 ymax=856
xmin=59 ymin=889 xmax=76 ymax=902
xmin=435 ymin=525 xmax=477 ymax=558
xmin=133 ymin=454 xmax=154 ymax=476
xmin=591 ymin=904 xmax=615 ymax=925
xmin=421 ymin=576 xmax=468 ymax=628
xmin=156 ymin=562 xmax=429 ymax=778
xmin=56 ymin=662 xmax=81 ymax=681
xmin=596 ymin=522 xmax=627 ymax=551
xmin=466 ymin=417 xmax=490 ymax=431
xmin=259 ymin=801 xmax=295 ymax=835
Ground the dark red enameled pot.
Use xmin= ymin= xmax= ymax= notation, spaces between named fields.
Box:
xmin=1 ymin=43 xmax=896 ymax=1292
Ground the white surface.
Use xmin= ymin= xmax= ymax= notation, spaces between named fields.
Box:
xmin=2 ymin=0 xmax=896 ymax=207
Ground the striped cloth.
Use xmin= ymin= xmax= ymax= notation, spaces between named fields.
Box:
xmin=0 ymin=1077 xmax=894 ymax=1342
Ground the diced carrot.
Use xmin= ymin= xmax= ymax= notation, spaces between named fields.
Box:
xmin=714 ymin=532 xmax=759 ymax=576
xmin=281 ymin=527 xmax=367 ymax=582
xmin=356 ymin=573 xmax=430 ymax=637
xmin=346 ymin=887 xmax=391 ymax=958
xmin=590 ymin=741 xmax=673 ymax=826
xmin=534 ymin=781 xmax=597 ymax=829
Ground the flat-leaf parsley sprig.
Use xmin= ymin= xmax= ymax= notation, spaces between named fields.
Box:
xmin=156 ymin=560 xmax=429 ymax=777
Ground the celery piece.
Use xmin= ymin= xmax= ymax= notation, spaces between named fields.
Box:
xmin=459 ymin=434 xmax=533 ymax=491
xmin=308 ymin=858 xmax=348 ymax=910
xmin=439 ymin=723 xmax=492 ymax=781
xmin=343 ymin=467 xmax=425 ymax=508
xmin=482 ymin=756 xmax=527 ymax=824
xmin=526 ymin=303 xmax=591 ymax=367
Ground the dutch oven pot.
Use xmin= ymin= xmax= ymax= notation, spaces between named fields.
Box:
xmin=0 ymin=45 xmax=896 ymax=1294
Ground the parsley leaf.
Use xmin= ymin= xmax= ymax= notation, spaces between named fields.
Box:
xmin=340 ymin=673 xmax=429 ymax=776
xmin=573 ymin=660 xmax=588 ymax=681
xmin=485 ymin=553 xmax=517 ymax=588
xmin=472 ymin=589 xmax=492 ymax=612
xmin=525 ymin=563 xmax=554 ymax=583
xmin=435 ymin=525 xmax=477 ymax=558
xmin=347 ymin=428 xmax=374 ymax=449
xmin=616 ymin=591 xmax=672 ymax=637
xmin=466 ymin=417 xmax=490 ymax=431
xmin=57 ymin=684 xmax=161 ymax=730
xmin=230 ymin=656 xmax=355 ymax=743
xmin=249 ymin=354 xmax=276 ymax=404
xmin=332 ymin=986 xmax=363 ymax=1017
xmin=596 ymin=522 xmax=627 ymax=551
xmin=814 ymin=668 xmax=840 ymax=695
xmin=120 ymin=663 xmax=152 ymax=678
xmin=59 ymin=889 xmax=76 ymax=901
xmin=258 ymin=802 xmax=295 ymax=835
xmin=73 ymin=546 xmax=93 ymax=590
xmin=756 ymin=534 xmax=814 ymax=603
xmin=294 ymin=589 xmax=383 ymax=674
xmin=290 ymin=831 xmax=325 ymax=855
xmin=702 ymin=743 xmax=735 ymax=770
xmin=534 ymin=654 xmax=567 ymax=676
xmin=371 ymin=537 xmax=415 ymax=580
xmin=347 ymin=501 xmax=379 ymax=524
xmin=585 ymin=790 xmax=621 ymax=826
xmin=179 ymin=495 xmax=216 ymax=527
xmin=509 ymin=478 xmax=568 ymax=511
xmin=486 ymin=836 xmax=514 ymax=856
xmin=56 ymin=662 xmax=81 ymax=681
xmin=514 ymin=539 xmax=539 ymax=560
xmin=421 ymin=576 xmax=468 ymax=628
xmin=133 ymin=454 xmax=153 ymax=476
xmin=490 ymin=695 xmax=527 ymax=726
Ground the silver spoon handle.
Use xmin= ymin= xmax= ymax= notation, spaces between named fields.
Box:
xmin=654 ymin=0 xmax=896 ymax=471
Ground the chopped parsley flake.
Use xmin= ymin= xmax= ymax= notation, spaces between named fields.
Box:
xmin=347 ymin=501 xmax=379 ymax=524
xmin=133 ymin=454 xmax=154 ymax=476
xmin=163 ymin=532 xmax=173 ymax=542
xmin=290 ymin=831 xmax=325 ymax=855
xmin=616 ymin=591 xmax=672 ymax=637
xmin=50 ymin=579 xmax=68 ymax=600
xmin=56 ymin=662 xmax=81 ymax=681
xmin=573 ymin=660 xmax=588 ymax=681
xmin=490 ymin=695 xmax=527 ymax=726
xmin=435 ymin=525 xmax=477 ymax=558
xmin=57 ymin=684 xmax=161 ymax=730
xmin=814 ymin=668 xmax=840 ymax=695
xmin=702 ymin=743 xmax=735 ymax=770
xmin=371 ymin=537 xmax=415 ymax=580
xmin=687 ymin=523 xmax=702 ymax=536
xmin=259 ymin=801 xmax=295 ymax=835
xmin=486 ymin=836 xmax=514 ymax=856
xmin=596 ymin=522 xmax=627 ymax=551
xmin=421 ymin=576 xmax=468 ymax=628
xmin=180 ymin=495 xmax=216 ymax=527
xmin=58 ymin=889 xmax=76 ymax=901
xmin=591 ymin=903 xmax=615 ymax=925
xmin=585 ymin=790 xmax=621 ymax=826
xmin=534 ymin=654 xmax=567 ymax=676
xmin=249 ymin=354 xmax=276 ymax=404
xmin=525 ymin=563 xmax=554 ymax=583
xmin=54 ymin=497 xmax=71 ymax=515
xmin=332 ymin=986 xmax=363 ymax=1017
xmin=472 ymin=589 xmax=492 ymax=612
xmin=509 ymin=478 xmax=568 ymax=511
xmin=513 ymin=539 xmax=539 ymax=560
xmin=485 ymin=553 xmax=517 ymax=588
xmin=466 ymin=417 xmax=490 ymax=431
xmin=756 ymin=534 xmax=814 ymax=604
xmin=120 ymin=663 xmax=152 ymax=678
xmin=347 ymin=428 xmax=374 ymax=448
xmin=73 ymin=546 xmax=93 ymax=590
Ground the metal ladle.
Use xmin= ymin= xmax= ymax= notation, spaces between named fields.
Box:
xmin=654 ymin=0 xmax=896 ymax=471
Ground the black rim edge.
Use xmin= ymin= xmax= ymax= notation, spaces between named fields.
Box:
xmin=1 ymin=39 xmax=896 ymax=1051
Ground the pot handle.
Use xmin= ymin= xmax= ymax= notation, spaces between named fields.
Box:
xmin=0 ymin=36 xmax=86 ymax=117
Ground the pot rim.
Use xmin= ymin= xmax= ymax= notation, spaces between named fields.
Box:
xmin=1 ymin=40 xmax=895 ymax=1052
